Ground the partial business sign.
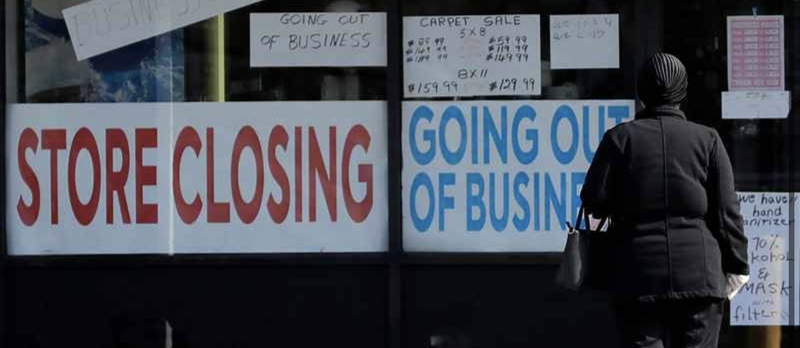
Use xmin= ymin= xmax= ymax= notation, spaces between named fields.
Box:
xmin=403 ymin=15 xmax=542 ymax=98
xmin=7 ymin=103 xmax=172 ymax=254
xmin=250 ymin=12 xmax=387 ymax=67
xmin=402 ymin=100 xmax=634 ymax=252
xmin=64 ymin=0 xmax=263 ymax=60
xmin=7 ymin=102 xmax=388 ymax=255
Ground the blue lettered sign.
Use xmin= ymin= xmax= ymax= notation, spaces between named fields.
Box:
xmin=402 ymin=100 xmax=634 ymax=251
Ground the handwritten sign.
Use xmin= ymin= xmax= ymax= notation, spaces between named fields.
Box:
xmin=730 ymin=192 xmax=798 ymax=326
xmin=403 ymin=15 xmax=541 ymax=98
xmin=64 ymin=0 xmax=263 ymax=60
xmin=250 ymin=12 xmax=387 ymax=67
xmin=550 ymin=14 xmax=619 ymax=69
xmin=722 ymin=91 xmax=791 ymax=119
xmin=402 ymin=100 xmax=634 ymax=251
xmin=727 ymin=16 xmax=785 ymax=91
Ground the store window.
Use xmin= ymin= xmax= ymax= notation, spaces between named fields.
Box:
xmin=5 ymin=1 xmax=390 ymax=347
xmin=6 ymin=0 xmax=390 ymax=255
xmin=398 ymin=1 xmax=798 ymax=347
xmin=3 ymin=0 xmax=799 ymax=347
xmin=401 ymin=0 xmax=636 ymax=253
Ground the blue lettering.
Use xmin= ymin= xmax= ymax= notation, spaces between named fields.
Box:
xmin=489 ymin=173 xmax=510 ymax=231
xmin=409 ymin=106 xmax=436 ymax=165
xmin=438 ymin=173 xmax=456 ymax=231
xmin=512 ymin=172 xmax=530 ymax=232
xmin=545 ymin=173 xmax=567 ymax=230
xmin=466 ymin=173 xmax=486 ymax=231
xmin=483 ymin=106 xmax=508 ymax=164
xmin=582 ymin=106 xmax=606 ymax=163
xmin=471 ymin=106 xmax=479 ymax=165
xmin=532 ymin=172 xmax=541 ymax=231
xmin=551 ymin=106 xmax=579 ymax=165
xmin=571 ymin=172 xmax=585 ymax=225
xmin=440 ymin=106 xmax=467 ymax=165
xmin=512 ymin=105 xmax=538 ymax=165
xmin=608 ymin=105 xmax=630 ymax=126
xmin=410 ymin=173 xmax=435 ymax=232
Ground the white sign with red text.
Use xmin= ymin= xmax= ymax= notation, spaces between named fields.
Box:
xmin=6 ymin=102 xmax=388 ymax=255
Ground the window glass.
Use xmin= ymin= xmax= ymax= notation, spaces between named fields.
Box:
xmin=7 ymin=0 xmax=390 ymax=255
xmin=23 ymin=0 xmax=185 ymax=103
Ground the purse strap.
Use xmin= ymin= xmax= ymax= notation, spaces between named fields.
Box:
xmin=573 ymin=206 xmax=608 ymax=233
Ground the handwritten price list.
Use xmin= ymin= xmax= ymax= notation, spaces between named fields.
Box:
xmin=403 ymin=15 xmax=541 ymax=98
xmin=727 ymin=16 xmax=784 ymax=91
xmin=730 ymin=192 xmax=798 ymax=326
xmin=486 ymin=35 xmax=530 ymax=63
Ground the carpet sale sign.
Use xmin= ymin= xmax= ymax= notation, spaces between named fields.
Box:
xmin=403 ymin=100 xmax=633 ymax=252
xmin=7 ymin=102 xmax=388 ymax=255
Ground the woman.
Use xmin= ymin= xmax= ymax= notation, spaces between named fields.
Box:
xmin=580 ymin=53 xmax=749 ymax=348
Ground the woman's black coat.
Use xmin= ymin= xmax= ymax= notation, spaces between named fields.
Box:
xmin=580 ymin=106 xmax=749 ymax=301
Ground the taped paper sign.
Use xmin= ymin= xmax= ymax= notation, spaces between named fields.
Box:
xmin=64 ymin=0 xmax=263 ymax=60
xmin=730 ymin=192 xmax=799 ymax=326
xmin=722 ymin=91 xmax=791 ymax=119
xmin=727 ymin=15 xmax=785 ymax=91
xmin=402 ymin=100 xmax=634 ymax=252
xmin=403 ymin=15 xmax=542 ymax=97
xmin=6 ymin=102 xmax=388 ymax=255
xmin=550 ymin=14 xmax=620 ymax=69
xmin=250 ymin=12 xmax=387 ymax=67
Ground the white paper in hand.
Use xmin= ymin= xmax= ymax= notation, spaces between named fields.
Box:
xmin=726 ymin=274 xmax=750 ymax=300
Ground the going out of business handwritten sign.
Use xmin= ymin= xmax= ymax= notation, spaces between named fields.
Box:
xmin=64 ymin=0 xmax=263 ymax=60
xmin=730 ymin=192 xmax=798 ymax=326
xmin=549 ymin=14 xmax=619 ymax=69
xmin=250 ymin=12 xmax=387 ymax=67
xmin=403 ymin=15 xmax=542 ymax=98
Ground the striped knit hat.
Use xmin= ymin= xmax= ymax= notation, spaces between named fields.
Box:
xmin=637 ymin=53 xmax=688 ymax=107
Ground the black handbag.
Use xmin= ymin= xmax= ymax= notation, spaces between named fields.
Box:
xmin=554 ymin=207 xmax=611 ymax=291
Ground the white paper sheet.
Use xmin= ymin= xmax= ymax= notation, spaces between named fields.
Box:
xmin=250 ymin=12 xmax=387 ymax=67
xmin=730 ymin=192 xmax=798 ymax=326
xmin=550 ymin=14 xmax=619 ymax=70
xmin=403 ymin=15 xmax=542 ymax=97
xmin=6 ymin=102 xmax=389 ymax=255
xmin=722 ymin=91 xmax=791 ymax=119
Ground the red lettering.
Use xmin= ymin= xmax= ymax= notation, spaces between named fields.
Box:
xmin=342 ymin=125 xmax=373 ymax=222
xmin=267 ymin=126 xmax=290 ymax=223
xmin=308 ymin=127 xmax=337 ymax=222
xmin=294 ymin=127 xmax=303 ymax=222
xmin=231 ymin=126 xmax=264 ymax=224
xmin=17 ymin=128 xmax=40 ymax=226
xmin=173 ymin=127 xmax=203 ymax=224
xmin=42 ymin=129 xmax=66 ymax=224
xmin=68 ymin=128 xmax=101 ymax=226
xmin=105 ymin=129 xmax=131 ymax=224
xmin=135 ymin=129 xmax=158 ymax=224
xmin=207 ymin=128 xmax=230 ymax=223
